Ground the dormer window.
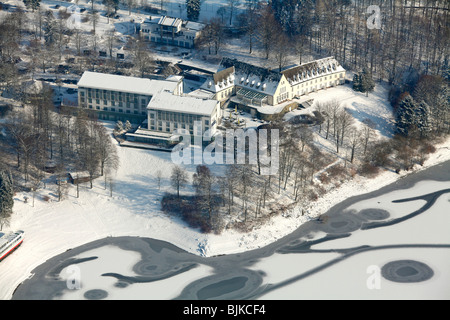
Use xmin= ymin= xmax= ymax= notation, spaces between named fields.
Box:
xmin=262 ymin=83 xmax=266 ymax=91
xmin=250 ymin=80 xmax=255 ymax=87
xmin=240 ymin=77 xmax=244 ymax=84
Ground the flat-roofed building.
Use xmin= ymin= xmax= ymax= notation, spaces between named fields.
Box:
xmin=147 ymin=90 xmax=222 ymax=139
xmin=77 ymin=71 xmax=183 ymax=123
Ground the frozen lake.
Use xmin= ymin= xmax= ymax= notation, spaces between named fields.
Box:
xmin=11 ymin=161 xmax=450 ymax=300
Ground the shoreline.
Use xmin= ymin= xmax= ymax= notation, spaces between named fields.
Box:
xmin=1 ymin=137 xmax=449 ymax=300
xmin=11 ymin=151 xmax=450 ymax=300
xmin=195 ymin=136 xmax=450 ymax=257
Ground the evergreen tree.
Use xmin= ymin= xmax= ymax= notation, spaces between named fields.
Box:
xmin=43 ymin=10 xmax=56 ymax=44
xmin=0 ymin=170 xmax=14 ymax=230
xmin=395 ymin=94 xmax=417 ymax=136
xmin=395 ymin=94 xmax=431 ymax=137
xmin=360 ymin=68 xmax=375 ymax=96
xmin=415 ymin=100 xmax=431 ymax=137
xmin=186 ymin=0 xmax=201 ymax=21
xmin=352 ymin=73 xmax=361 ymax=92
xmin=23 ymin=0 xmax=41 ymax=11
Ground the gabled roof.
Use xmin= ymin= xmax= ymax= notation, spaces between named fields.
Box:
xmin=220 ymin=57 xmax=281 ymax=83
xmin=281 ymin=57 xmax=345 ymax=85
xmin=219 ymin=58 xmax=282 ymax=96
xmin=213 ymin=66 xmax=235 ymax=85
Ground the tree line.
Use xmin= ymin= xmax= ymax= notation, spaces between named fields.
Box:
xmin=0 ymin=86 xmax=119 ymax=225
xmin=198 ymin=0 xmax=449 ymax=83
xmin=161 ymin=113 xmax=372 ymax=233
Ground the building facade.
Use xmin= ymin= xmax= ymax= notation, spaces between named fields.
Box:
xmin=147 ymin=91 xmax=221 ymax=139
xmin=217 ymin=57 xmax=346 ymax=111
xmin=77 ymin=71 xmax=183 ymax=123
xmin=140 ymin=16 xmax=204 ymax=49
xmin=77 ymin=71 xmax=221 ymax=145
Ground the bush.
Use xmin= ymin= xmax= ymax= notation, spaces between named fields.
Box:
xmin=161 ymin=193 xmax=219 ymax=234
xmin=359 ymin=161 xmax=380 ymax=177
xmin=318 ymin=172 xmax=330 ymax=184
xmin=328 ymin=164 xmax=347 ymax=179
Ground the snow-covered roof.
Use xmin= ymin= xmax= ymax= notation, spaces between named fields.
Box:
xmin=147 ymin=91 xmax=219 ymax=116
xmin=187 ymin=89 xmax=215 ymax=99
xmin=184 ymin=21 xmax=204 ymax=31
xmin=281 ymin=57 xmax=345 ymax=85
xmin=158 ymin=16 xmax=182 ymax=28
xmin=142 ymin=16 xmax=160 ymax=24
xmin=220 ymin=58 xmax=281 ymax=96
xmin=77 ymin=71 xmax=178 ymax=96
xmin=200 ymin=66 xmax=235 ymax=93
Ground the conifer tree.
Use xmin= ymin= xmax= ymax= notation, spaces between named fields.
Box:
xmin=186 ymin=0 xmax=201 ymax=21
xmin=360 ymin=68 xmax=375 ymax=96
xmin=0 ymin=170 xmax=14 ymax=230
xmin=352 ymin=73 xmax=361 ymax=92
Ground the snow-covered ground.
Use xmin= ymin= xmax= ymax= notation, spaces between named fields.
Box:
xmin=1 ymin=76 xmax=450 ymax=299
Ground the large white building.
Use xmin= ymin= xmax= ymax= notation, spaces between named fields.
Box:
xmin=214 ymin=57 xmax=346 ymax=117
xmin=77 ymin=71 xmax=183 ymax=122
xmin=147 ymin=90 xmax=221 ymax=139
xmin=77 ymin=71 xmax=221 ymax=145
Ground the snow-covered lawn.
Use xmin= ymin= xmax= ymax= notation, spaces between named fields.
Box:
xmin=1 ymin=75 xmax=450 ymax=299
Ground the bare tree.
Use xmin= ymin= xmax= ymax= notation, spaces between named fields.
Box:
xmin=226 ymin=0 xmax=238 ymax=25
xmin=348 ymin=127 xmax=361 ymax=163
xmin=170 ymin=165 xmax=188 ymax=198
xmin=197 ymin=18 xmax=224 ymax=55
xmin=257 ymin=6 xmax=279 ymax=59
xmin=128 ymin=37 xmax=154 ymax=77
xmin=156 ymin=170 xmax=162 ymax=190
xmin=236 ymin=4 xmax=259 ymax=54
xmin=273 ymin=31 xmax=289 ymax=71
xmin=193 ymin=165 xmax=218 ymax=221
xmin=361 ymin=118 xmax=376 ymax=155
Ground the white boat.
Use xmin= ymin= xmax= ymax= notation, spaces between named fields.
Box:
xmin=0 ymin=230 xmax=25 ymax=261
